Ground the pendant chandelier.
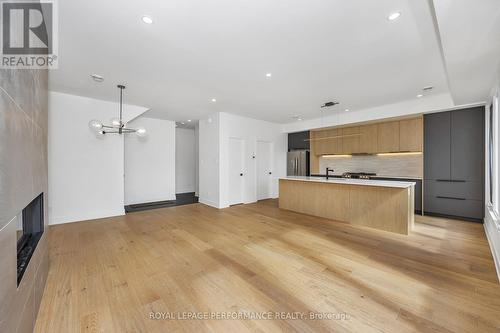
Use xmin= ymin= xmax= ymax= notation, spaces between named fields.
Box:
xmin=88 ymin=85 xmax=147 ymax=136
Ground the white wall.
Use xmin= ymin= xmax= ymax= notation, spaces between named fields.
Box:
xmin=220 ymin=113 xmax=286 ymax=208
xmin=48 ymin=91 xmax=148 ymax=224
xmin=199 ymin=113 xmax=221 ymax=208
xmin=195 ymin=124 xmax=199 ymax=196
xmin=282 ymin=93 xmax=455 ymax=133
xmin=175 ymin=128 xmax=196 ymax=194
xmin=198 ymin=112 xmax=286 ymax=209
xmin=125 ymin=117 xmax=176 ymax=205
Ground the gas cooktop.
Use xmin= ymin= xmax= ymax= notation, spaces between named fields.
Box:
xmin=342 ymin=172 xmax=377 ymax=179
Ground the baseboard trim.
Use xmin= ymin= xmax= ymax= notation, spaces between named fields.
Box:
xmin=199 ymin=198 xmax=221 ymax=209
xmin=49 ymin=209 xmax=125 ymax=225
xmin=423 ymin=211 xmax=483 ymax=223
xmin=125 ymin=195 xmax=176 ymax=206
xmin=484 ymin=205 xmax=500 ymax=284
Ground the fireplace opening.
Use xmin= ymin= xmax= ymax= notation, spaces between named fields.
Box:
xmin=17 ymin=193 xmax=44 ymax=286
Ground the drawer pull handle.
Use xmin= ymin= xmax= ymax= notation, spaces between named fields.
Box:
xmin=436 ymin=179 xmax=466 ymax=183
xmin=436 ymin=196 xmax=466 ymax=201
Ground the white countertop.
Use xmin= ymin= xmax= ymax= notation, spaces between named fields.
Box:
xmin=280 ymin=176 xmax=415 ymax=188
xmin=313 ymin=174 xmax=422 ymax=180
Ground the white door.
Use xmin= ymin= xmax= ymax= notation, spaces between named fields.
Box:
xmin=229 ymin=138 xmax=244 ymax=205
xmin=257 ymin=141 xmax=273 ymax=200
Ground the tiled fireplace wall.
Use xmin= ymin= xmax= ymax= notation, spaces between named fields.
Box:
xmin=0 ymin=65 xmax=49 ymax=332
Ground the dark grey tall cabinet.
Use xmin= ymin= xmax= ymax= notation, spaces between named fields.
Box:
xmin=424 ymin=107 xmax=485 ymax=221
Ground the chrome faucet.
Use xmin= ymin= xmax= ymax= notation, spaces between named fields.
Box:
xmin=326 ymin=167 xmax=334 ymax=180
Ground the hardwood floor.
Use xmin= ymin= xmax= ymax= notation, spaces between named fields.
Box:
xmin=34 ymin=200 xmax=500 ymax=333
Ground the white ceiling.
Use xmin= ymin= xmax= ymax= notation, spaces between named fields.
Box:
xmin=49 ymin=0 xmax=500 ymax=124
xmin=433 ymin=0 xmax=500 ymax=105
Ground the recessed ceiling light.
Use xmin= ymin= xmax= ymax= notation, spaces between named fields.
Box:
xmin=142 ymin=16 xmax=153 ymax=24
xmin=211 ymin=98 xmax=217 ymax=102
xmin=344 ymin=109 xmax=350 ymax=112
xmin=266 ymin=73 xmax=272 ymax=78
xmin=417 ymin=94 xmax=423 ymax=98
xmin=90 ymin=74 xmax=104 ymax=82
xmin=187 ymin=119 xmax=191 ymax=122
xmin=387 ymin=12 xmax=401 ymax=21
xmin=181 ymin=122 xmax=185 ymax=125
xmin=297 ymin=118 xmax=303 ymax=121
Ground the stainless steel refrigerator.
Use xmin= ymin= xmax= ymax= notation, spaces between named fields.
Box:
xmin=287 ymin=150 xmax=310 ymax=176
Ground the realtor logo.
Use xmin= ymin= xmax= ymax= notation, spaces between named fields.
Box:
xmin=1 ymin=0 xmax=58 ymax=68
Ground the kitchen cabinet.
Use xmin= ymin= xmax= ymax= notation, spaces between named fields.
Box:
xmin=373 ymin=177 xmax=422 ymax=213
xmin=341 ymin=126 xmax=360 ymax=154
xmin=280 ymin=178 xmax=414 ymax=234
xmin=424 ymin=112 xmax=451 ymax=180
xmin=423 ymin=107 xmax=484 ymax=221
xmin=313 ymin=130 xmax=325 ymax=154
xmin=450 ymin=108 xmax=484 ymax=182
xmin=327 ymin=128 xmax=343 ymax=154
xmin=288 ymin=131 xmax=310 ymax=150
xmin=424 ymin=195 xmax=483 ymax=220
xmin=424 ymin=180 xmax=482 ymax=201
xmin=310 ymin=131 xmax=320 ymax=174
xmin=399 ymin=118 xmax=423 ymax=152
xmin=310 ymin=130 xmax=324 ymax=154
xmin=310 ymin=117 xmax=422 ymax=156
xmin=359 ymin=124 xmax=378 ymax=154
xmin=312 ymin=129 xmax=340 ymax=155
xmin=312 ymin=130 xmax=324 ymax=155
xmin=377 ymin=121 xmax=400 ymax=153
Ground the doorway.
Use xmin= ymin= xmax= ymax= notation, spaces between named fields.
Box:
xmin=229 ymin=137 xmax=245 ymax=205
xmin=257 ymin=141 xmax=273 ymax=200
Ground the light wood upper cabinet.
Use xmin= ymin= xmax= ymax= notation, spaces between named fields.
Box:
xmin=310 ymin=117 xmax=422 ymax=157
xmin=341 ymin=127 xmax=360 ymax=154
xmin=399 ymin=117 xmax=423 ymax=152
xmin=359 ymin=124 xmax=378 ymax=154
xmin=311 ymin=130 xmax=326 ymax=155
xmin=377 ymin=121 xmax=400 ymax=153
xmin=312 ymin=128 xmax=341 ymax=155
xmin=310 ymin=131 xmax=319 ymax=173
xmin=328 ymin=128 xmax=343 ymax=155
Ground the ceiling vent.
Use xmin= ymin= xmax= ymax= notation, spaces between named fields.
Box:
xmin=422 ymin=86 xmax=434 ymax=92
xmin=91 ymin=74 xmax=104 ymax=82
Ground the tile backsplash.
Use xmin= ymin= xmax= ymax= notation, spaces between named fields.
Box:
xmin=319 ymin=154 xmax=423 ymax=179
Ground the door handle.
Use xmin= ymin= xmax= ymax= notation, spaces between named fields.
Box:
xmin=436 ymin=196 xmax=466 ymax=201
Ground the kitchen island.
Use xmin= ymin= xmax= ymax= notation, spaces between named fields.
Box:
xmin=279 ymin=176 xmax=415 ymax=234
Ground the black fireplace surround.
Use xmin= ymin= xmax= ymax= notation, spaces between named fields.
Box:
xmin=17 ymin=193 xmax=44 ymax=285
